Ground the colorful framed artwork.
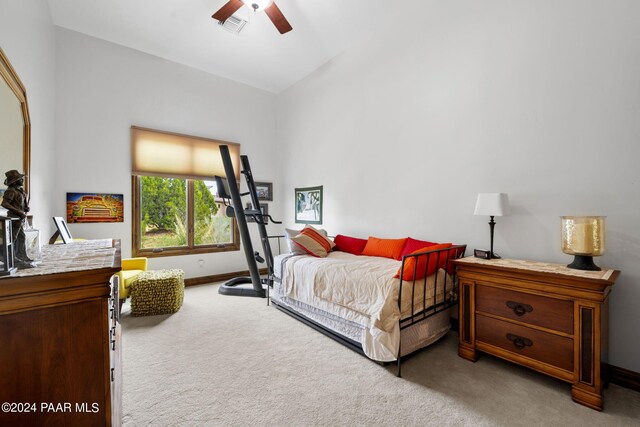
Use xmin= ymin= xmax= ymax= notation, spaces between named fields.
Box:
xmin=295 ymin=185 xmax=322 ymax=224
xmin=255 ymin=181 xmax=273 ymax=201
xmin=66 ymin=192 xmax=124 ymax=223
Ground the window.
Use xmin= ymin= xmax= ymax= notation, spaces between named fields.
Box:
xmin=133 ymin=176 xmax=238 ymax=257
xmin=131 ymin=127 xmax=240 ymax=257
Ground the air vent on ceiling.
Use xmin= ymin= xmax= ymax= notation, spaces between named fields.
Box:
xmin=219 ymin=15 xmax=248 ymax=34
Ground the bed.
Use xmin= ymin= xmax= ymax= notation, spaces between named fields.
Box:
xmin=270 ymin=244 xmax=467 ymax=375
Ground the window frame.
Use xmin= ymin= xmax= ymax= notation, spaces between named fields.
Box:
xmin=132 ymin=175 xmax=240 ymax=258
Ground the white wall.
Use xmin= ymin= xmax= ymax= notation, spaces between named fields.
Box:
xmin=55 ymin=28 xmax=280 ymax=278
xmin=277 ymin=1 xmax=640 ymax=371
xmin=0 ymin=0 xmax=56 ymax=236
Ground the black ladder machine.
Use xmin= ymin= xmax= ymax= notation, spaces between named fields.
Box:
xmin=216 ymin=145 xmax=281 ymax=298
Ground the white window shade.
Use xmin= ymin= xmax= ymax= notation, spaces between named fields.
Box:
xmin=131 ymin=127 xmax=240 ymax=181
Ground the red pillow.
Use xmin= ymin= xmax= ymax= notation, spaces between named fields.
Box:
xmin=443 ymin=245 xmax=465 ymax=274
xmin=395 ymin=243 xmax=453 ymax=281
xmin=362 ymin=237 xmax=408 ymax=260
xmin=334 ymin=234 xmax=368 ymax=255
xmin=401 ymin=237 xmax=438 ymax=257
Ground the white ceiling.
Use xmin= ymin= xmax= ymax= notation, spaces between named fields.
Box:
xmin=48 ymin=0 xmax=395 ymax=93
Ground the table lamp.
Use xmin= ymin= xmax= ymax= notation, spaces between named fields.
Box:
xmin=561 ymin=216 xmax=605 ymax=271
xmin=474 ymin=193 xmax=510 ymax=259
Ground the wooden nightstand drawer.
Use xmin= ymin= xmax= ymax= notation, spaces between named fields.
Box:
xmin=476 ymin=314 xmax=574 ymax=372
xmin=476 ymin=284 xmax=574 ymax=335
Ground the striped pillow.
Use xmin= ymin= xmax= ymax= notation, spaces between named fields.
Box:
xmin=291 ymin=226 xmax=335 ymax=257
xmin=285 ymin=227 xmax=329 ymax=255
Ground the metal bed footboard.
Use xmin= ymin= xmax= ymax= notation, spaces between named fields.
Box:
xmin=396 ymin=244 xmax=467 ymax=376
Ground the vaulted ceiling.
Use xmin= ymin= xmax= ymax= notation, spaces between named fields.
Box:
xmin=48 ymin=0 xmax=396 ymax=93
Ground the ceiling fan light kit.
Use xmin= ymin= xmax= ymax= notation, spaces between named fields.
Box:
xmin=242 ymin=0 xmax=274 ymax=11
xmin=212 ymin=0 xmax=292 ymax=34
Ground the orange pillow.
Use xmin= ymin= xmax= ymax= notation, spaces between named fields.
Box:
xmin=361 ymin=237 xmax=408 ymax=260
xmin=395 ymin=243 xmax=453 ymax=281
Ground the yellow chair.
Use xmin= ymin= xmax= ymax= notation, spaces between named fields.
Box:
xmin=116 ymin=257 xmax=148 ymax=302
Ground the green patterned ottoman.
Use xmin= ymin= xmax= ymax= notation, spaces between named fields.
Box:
xmin=130 ymin=269 xmax=185 ymax=316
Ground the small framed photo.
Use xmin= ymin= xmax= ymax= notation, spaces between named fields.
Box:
xmin=295 ymin=186 xmax=323 ymax=224
xmin=52 ymin=216 xmax=73 ymax=244
xmin=246 ymin=203 xmax=269 ymax=223
xmin=254 ymin=182 xmax=273 ymax=201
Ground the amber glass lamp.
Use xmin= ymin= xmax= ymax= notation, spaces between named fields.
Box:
xmin=561 ymin=216 xmax=605 ymax=271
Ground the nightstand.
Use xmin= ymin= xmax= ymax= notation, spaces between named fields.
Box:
xmin=453 ymin=257 xmax=619 ymax=411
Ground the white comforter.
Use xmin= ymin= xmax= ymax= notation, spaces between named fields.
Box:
xmin=275 ymin=252 xmax=451 ymax=361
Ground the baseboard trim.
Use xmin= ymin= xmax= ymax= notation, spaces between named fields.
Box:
xmin=185 ymin=268 xmax=268 ymax=287
xmin=608 ymin=364 xmax=640 ymax=393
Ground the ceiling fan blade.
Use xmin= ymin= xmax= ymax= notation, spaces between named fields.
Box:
xmin=212 ymin=0 xmax=244 ymax=22
xmin=264 ymin=2 xmax=292 ymax=34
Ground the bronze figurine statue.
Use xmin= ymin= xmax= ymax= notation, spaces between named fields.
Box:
xmin=1 ymin=170 xmax=35 ymax=268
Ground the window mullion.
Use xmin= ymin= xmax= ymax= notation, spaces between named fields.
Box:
xmin=187 ymin=180 xmax=195 ymax=249
xmin=132 ymin=176 xmax=141 ymax=254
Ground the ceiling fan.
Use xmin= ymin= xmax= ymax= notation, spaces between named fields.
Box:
xmin=212 ymin=0 xmax=293 ymax=34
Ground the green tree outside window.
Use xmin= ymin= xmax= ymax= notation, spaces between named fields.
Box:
xmin=139 ymin=176 xmax=232 ymax=250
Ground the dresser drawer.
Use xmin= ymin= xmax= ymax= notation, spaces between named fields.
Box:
xmin=476 ymin=314 xmax=574 ymax=372
xmin=476 ymin=284 xmax=573 ymax=334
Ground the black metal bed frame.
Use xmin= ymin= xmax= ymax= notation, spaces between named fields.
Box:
xmin=213 ymin=146 xmax=467 ymax=376
xmin=210 ymin=150 xmax=467 ymax=377
xmin=270 ymin=243 xmax=467 ymax=377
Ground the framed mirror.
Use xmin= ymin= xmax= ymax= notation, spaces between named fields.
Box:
xmin=0 ymin=47 xmax=30 ymax=195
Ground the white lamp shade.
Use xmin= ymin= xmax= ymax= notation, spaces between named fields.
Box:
xmin=474 ymin=193 xmax=510 ymax=216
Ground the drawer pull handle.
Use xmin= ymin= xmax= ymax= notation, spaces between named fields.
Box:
xmin=506 ymin=301 xmax=533 ymax=316
xmin=506 ymin=333 xmax=533 ymax=350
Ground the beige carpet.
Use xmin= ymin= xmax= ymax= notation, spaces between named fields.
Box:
xmin=121 ymin=283 xmax=640 ymax=426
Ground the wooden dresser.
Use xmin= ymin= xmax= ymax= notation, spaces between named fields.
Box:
xmin=0 ymin=239 xmax=122 ymax=426
xmin=454 ymin=257 xmax=619 ymax=411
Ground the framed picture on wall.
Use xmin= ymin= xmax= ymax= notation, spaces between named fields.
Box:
xmin=295 ymin=186 xmax=322 ymax=224
xmin=255 ymin=182 xmax=273 ymax=201
xmin=66 ymin=192 xmax=124 ymax=223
